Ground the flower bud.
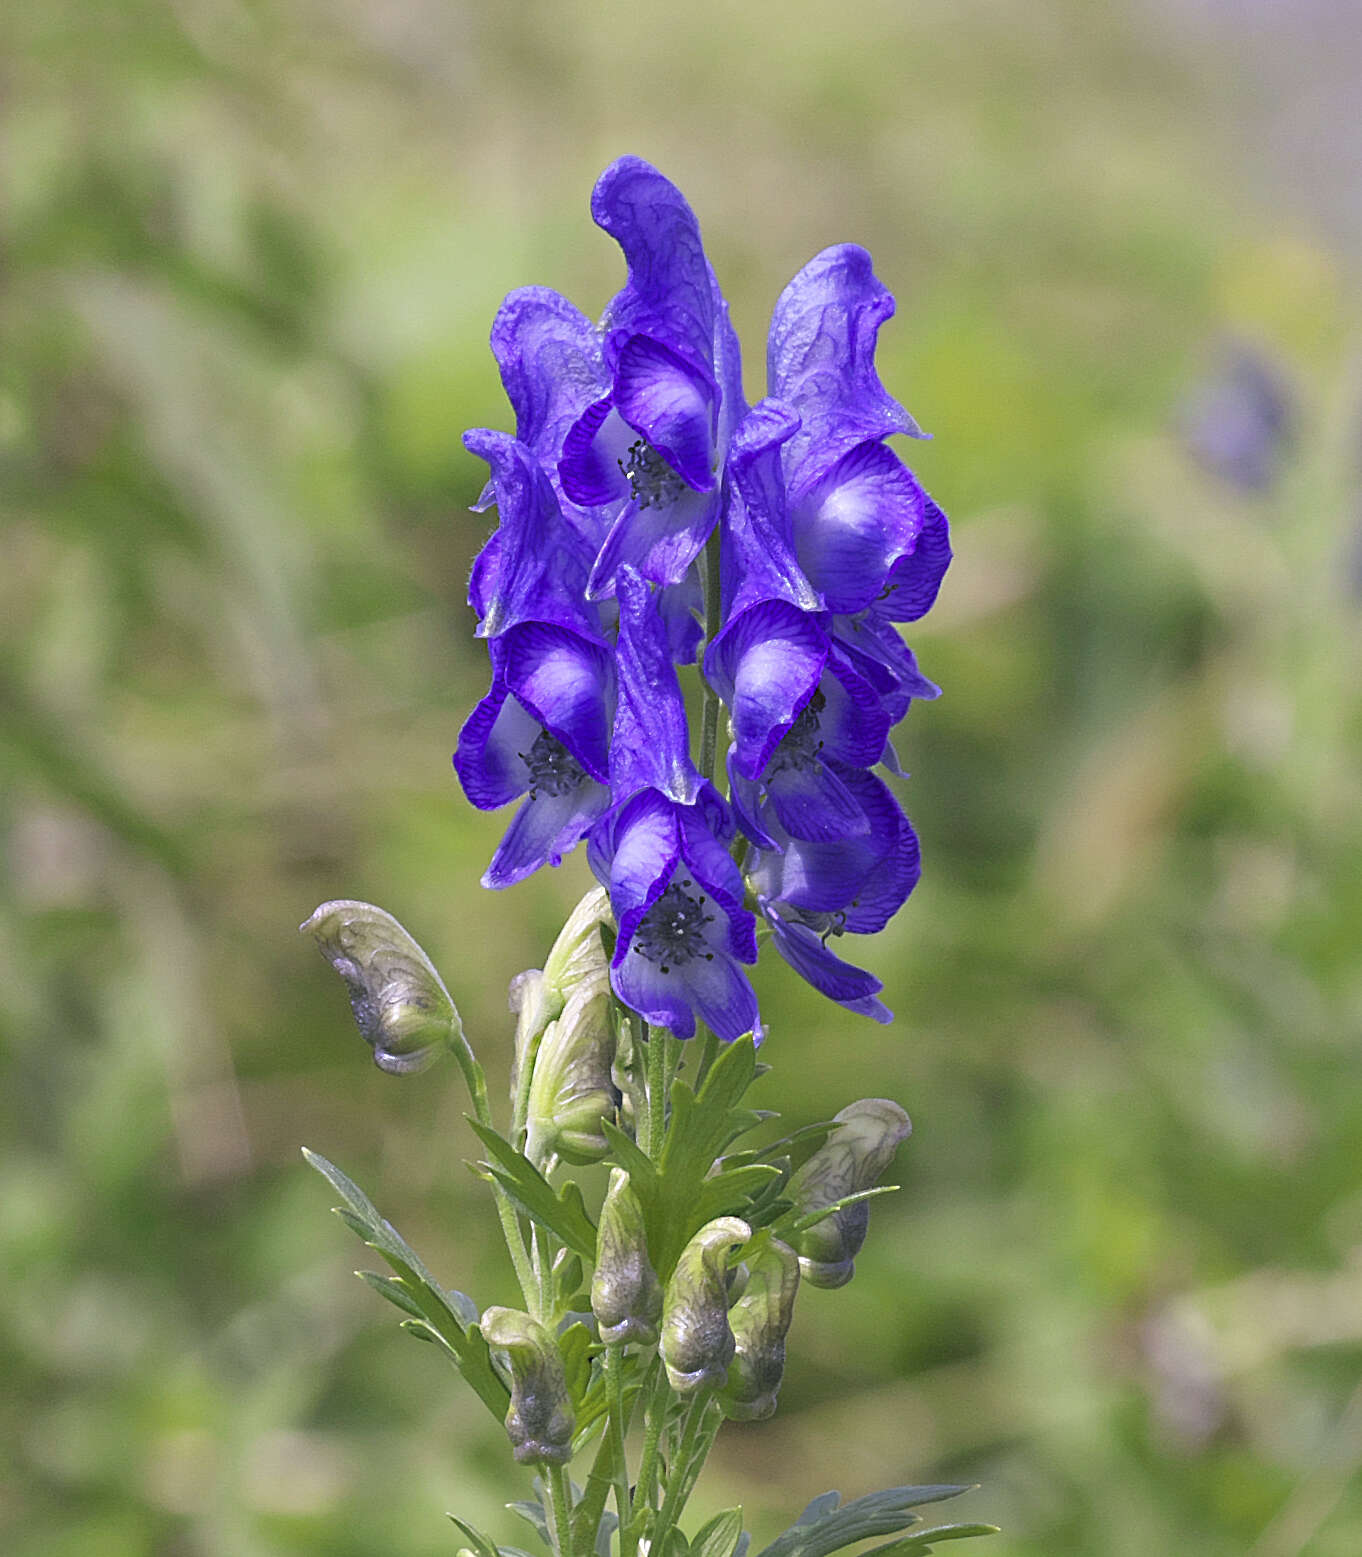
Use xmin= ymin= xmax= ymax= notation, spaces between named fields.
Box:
xmin=721 ymin=1239 xmax=800 ymax=1421
xmin=542 ymin=886 xmax=614 ymax=1005
xmin=479 ymin=1306 xmax=575 ymax=1465
xmin=660 ymin=1217 xmax=750 ymax=1395
xmin=301 ymin=900 xmax=461 ymax=1075
xmin=591 ymin=1168 xmax=663 ymax=1346
xmin=786 ymin=1098 xmax=911 ymax=1288
xmin=525 ymin=968 xmax=619 ymax=1167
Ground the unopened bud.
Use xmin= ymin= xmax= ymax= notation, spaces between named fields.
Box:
xmin=722 ymin=1239 xmax=800 ymax=1421
xmin=542 ymin=886 xmax=614 ymax=1004
xmin=660 ymin=1218 xmax=750 ymax=1395
xmin=591 ymin=1168 xmax=662 ymax=1346
xmin=786 ymin=1098 xmax=911 ymax=1288
xmin=479 ymin=1307 xmax=575 ymax=1465
xmin=301 ymin=900 xmax=461 ymax=1076
xmin=525 ymin=968 xmax=618 ymax=1167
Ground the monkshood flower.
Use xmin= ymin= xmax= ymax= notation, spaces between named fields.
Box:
xmin=768 ymin=243 xmax=950 ymax=617
xmin=746 ymin=767 xmax=921 ymax=1022
xmin=588 ymin=570 xmax=760 ymax=1041
xmin=454 ymin=433 xmax=616 ymax=886
xmin=558 ymin=156 xmax=746 ymax=600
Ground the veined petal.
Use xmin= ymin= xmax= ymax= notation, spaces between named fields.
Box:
xmin=559 ymin=398 xmax=636 ymax=510
xmin=767 ymin=243 xmax=925 ymax=484
xmin=720 ymin=399 xmax=820 ymax=621
xmin=612 ymin=949 xmax=698 ymax=1039
xmin=587 ymin=485 xmax=719 ymax=600
xmin=760 ymin=901 xmax=892 ymax=1022
xmin=816 ymin=648 xmax=892 ymax=768
xmin=484 ymin=780 xmax=611 ymax=889
xmin=501 ymin=623 xmax=615 ymax=782
xmin=592 ymin=157 xmax=717 ymax=385
xmin=610 ymin=568 xmax=702 ymax=805
xmin=464 ymin=428 xmax=601 ymax=641
xmin=840 ymin=796 xmax=921 ymax=933
xmin=659 ymin=568 xmax=704 ymax=664
xmin=705 ymin=600 xmax=827 ymax=781
xmin=876 ymin=493 xmax=952 ymax=622
xmin=454 ymin=669 xmax=535 ymax=810
xmin=790 ymin=440 xmax=928 ymax=615
xmin=727 ymin=750 xmax=781 ymax=851
xmin=489 ymin=286 xmax=610 ymax=464
xmin=614 ymin=334 xmax=717 ymax=493
xmin=683 ymin=952 xmax=762 ymax=1043
xmin=765 ymin=758 xmax=869 ymax=843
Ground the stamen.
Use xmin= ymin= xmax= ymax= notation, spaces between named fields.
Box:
xmin=767 ymin=687 xmax=828 ymax=775
xmin=630 ymin=880 xmax=716 ymax=971
xmin=518 ymin=729 xmax=585 ymax=800
xmin=617 ymin=437 xmax=686 ymax=510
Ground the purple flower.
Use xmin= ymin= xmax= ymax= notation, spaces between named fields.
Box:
xmin=745 ymin=766 xmax=921 ymax=1021
xmin=589 ymin=787 xmax=759 ymax=1042
xmin=559 ymin=158 xmax=746 ymax=599
xmin=454 ymin=627 xmax=614 ymax=888
xmin=768 ymin=245 xmax=949 ymax=615
xmin=457 ymin=158 xmax=952 ymax=1035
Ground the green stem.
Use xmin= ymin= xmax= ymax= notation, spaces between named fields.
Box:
xmin=646 ymin=1024 xmax=668 ymax=1163
xmin=494 ymin=1193 xmax=538 ymax=1311
xmin=651 ymin=1390 xmax=716 ymax=1551
xmin=698 ymin=526 xmax=724 ymax=785
xmin=532 ymin=1221 xmax=554 ymax=1324
xmin=546 ymin=1462 xmax=577 ymax=1557
xmin=605 ymin=1343 xmax=633 ymax=1531
xmin=572 ymin=1426 xmax=619 ymax=1557
xmin=625 ymin=1362 xmax=673 ymax=1556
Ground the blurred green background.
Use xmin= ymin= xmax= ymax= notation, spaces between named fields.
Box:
xmin=4 ymin=3 xmax=1361 ymax=1554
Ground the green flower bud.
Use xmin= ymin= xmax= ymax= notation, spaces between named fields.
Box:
xmin=786 ymin=1098 xmax=911 ymax=1288
xmin=660 ymin=1217 xmax=750 ymax=1395
xmin=542 ymin=886 xmax=614 ymax=1006
xmin=479 ymin=1307 xmax=575 ymax=1465
xmin=722 ymin=1239 xmax=800 ymax=1421
xmin=525 ymin=968 xmax=619 ymax=1167
xmin=301 ymin=900 xmax=461 ymax=1076
xmin=591 ymin=1168 xmax=663 ymax=1346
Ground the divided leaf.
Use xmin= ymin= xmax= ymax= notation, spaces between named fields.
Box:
xmin=754 ymin=1487 xmax=973 ymax=1557
xmin=303 ymin=1148 xmax=507 ymax=1418
xmin=467 ymin=1119 xmax=598 ymax=1259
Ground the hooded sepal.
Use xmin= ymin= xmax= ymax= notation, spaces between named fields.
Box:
xmin=785 ymin=1099 xmax=911 ymax=1288
xmin=479 ymin=1307 xmax=576 ymax=1465
xmin=721 ymin=1238 xmax=800 ymax=1421
xmin=591 ymin=1167 xmax=664 ymax=1347
xmin=660 ymin=1216 xmax=751 ymax=1394
xmin=301 ymin=900 xmax=462 ymax=1076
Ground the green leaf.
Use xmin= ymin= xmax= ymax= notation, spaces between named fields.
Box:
xmin=773 ymin=1184 xmax=901 ymax=1240
xmin=754 ymin=1487 xmax=973 ymax=1557
xmin=649 ymin=1036 xmax=760 ymax=1273
xmin=506 ymin=1495 xmax=552 ymax=1545
xmin=467 ymin=1119 xmax=598 ymax=1258
xmin=867 ymin=1525 xmax=999 ymax=1553
xmin=691 ymin=1506 xmax=745 ymax=1557
xmin=303 ymin=1148 xmax=507 ymax=1419
xmin=448 ymin=1513 xmax=505 ymax=1557
xmin=692 ymin=1163 xmax=783 ymax=1226
xmin=356 ymin=1270 xmax=427 ymax=1320
xmin=558 ymin=1320 xmax=596 ymax=1406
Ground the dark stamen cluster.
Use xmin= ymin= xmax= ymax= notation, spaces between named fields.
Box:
xmin=632 ymin=878 xmax=716 ymax=974
xmin=519 ymin=729 xmax=585 ymax=799
xmin=767 ymin=688 xmax=827 ymax=775
xmin=618 ymin=438 xmax=686 ymax=510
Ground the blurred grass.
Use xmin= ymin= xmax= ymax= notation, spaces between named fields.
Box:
xmin=3 ymin=3 xmax=1362 ymax=1555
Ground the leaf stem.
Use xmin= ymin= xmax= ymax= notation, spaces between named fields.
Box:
xmin=546 ymin=1462 xmax=578 ymax=1557
xmin=651 ymin=1389 xmax=716 ymax=1552
xmin=625 ymin=1362 xmax=673 ymax=1556
xmin=646 ymin=1024 xmax=668 ymax=1163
